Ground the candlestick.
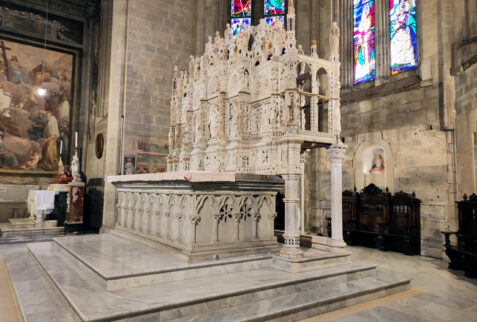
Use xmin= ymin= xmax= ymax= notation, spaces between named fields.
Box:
xmin=75 ymin=132 xmax=78 ymax=148
xmin=59 ymin=140 xmax=63 ymax=155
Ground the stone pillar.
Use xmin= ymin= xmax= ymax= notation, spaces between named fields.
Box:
xmin=233 ymin=213 xmax=241 ymax=241
xmin=327 ymin=142 xmax=347 ymax=247
xmin=213 ymin=214 xmax=220 ymax=242
xmin=190 ymin=215 xmax=200 ymax=244
xmin=280 ymin=174 xmax=303 ymax=258
xmin=375 ymin=0 xmax=390 ymax=85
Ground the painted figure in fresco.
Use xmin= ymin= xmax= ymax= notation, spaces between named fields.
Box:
xmin=355 ymin=1 xmax=374 ymax=82
xmin=9 ymin=56 xmax=30 ymax=84
xmin=21 ymin=149 xmax=40 ymax=170
xmin=390 ymin=0 xmax=416 ymax=72
xmin=0 ymin=86 xmax=12 ymax=110
xmin=0 ymin=109 xmax=23 ymax=137
xmin=0 ymin=131 xmax=19 ymax=168
xmin=38 ymin=134 xmax=59 ymax=170
xmin=370 ymin=154 xmax=385 ymax=174
xmin=28 ymin=112 xmax=47 ymax=141
xmin=57 ymin=127 xmax=69 ymax=165
xmin=44 ymin=113 xmax=60 ymax=138
xmin=56 ymin=91 xmax=70 ymax=124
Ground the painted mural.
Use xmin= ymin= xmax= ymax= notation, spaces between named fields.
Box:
xmin=0 ymin=39 xmax=73 ymax=172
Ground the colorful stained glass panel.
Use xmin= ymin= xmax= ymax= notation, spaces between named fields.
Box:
xmin=231 ymin=18 xmax=251 ymax=36
xmin=390 ymin=0 xmax=417 ymax=74
xmin=232 ymin=0 xmax=252 ymax=18
xmin=264 ymin=0 xmax=285 ymax=16
xmin=353 ymin=0 xmax=376 ymax=85
xmin=265 ymin=16 xmax=285 ymax=27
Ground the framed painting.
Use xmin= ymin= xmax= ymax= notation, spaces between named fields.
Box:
xmin=0 ymin=35 xmax=78 ymax=175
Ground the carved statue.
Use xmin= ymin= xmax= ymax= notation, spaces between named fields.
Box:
xmin=330 ymin=21 xmax=340 ymax=58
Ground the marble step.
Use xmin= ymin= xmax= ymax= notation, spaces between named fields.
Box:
xmin=0 ymin=225 xmax=64 ymax=238
xmin=24 ymin=240 xmax=384 ymax=321
xmin=2 ymin=244 xmax=80 ymax=322
xmin=167 ymin=269 xmax=411 ymax=322
xmin=51 ymin=234 xmax=273 ymax=290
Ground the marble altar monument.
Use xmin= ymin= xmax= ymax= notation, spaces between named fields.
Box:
xmin=167 ymin=3 xmax=346 ymax=256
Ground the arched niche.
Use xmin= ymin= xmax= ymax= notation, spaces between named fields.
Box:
xmin=353 ymin=133 xmax=395 ymax=192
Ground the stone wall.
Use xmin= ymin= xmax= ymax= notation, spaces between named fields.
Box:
xmin=455 ymin=64 xmax=477 ymax=197
xmin=89 ymin=0 xmax=196 ymax=229
xmin=122 ymin=0 xmax=195 ymax=173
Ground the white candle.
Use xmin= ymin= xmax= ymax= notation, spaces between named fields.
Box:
xmin=59 ymin=141 xmax=63 ymax=155
xmin=75 ymin=132 xmax=78 ymax=148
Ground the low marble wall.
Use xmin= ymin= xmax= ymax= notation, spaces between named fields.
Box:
xmin=109 ymin=173 xmax=284 ymax=262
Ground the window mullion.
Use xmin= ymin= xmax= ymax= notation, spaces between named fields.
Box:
xmin=375 ymin=0 xmax=390 ymax=84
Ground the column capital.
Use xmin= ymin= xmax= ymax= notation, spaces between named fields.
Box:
xmin=327 ymin=142 xmax=347 ymax=163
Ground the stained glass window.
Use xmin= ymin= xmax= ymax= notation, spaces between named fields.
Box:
xmin=390 ymin=0 xmax=417 ymax=74
xmin=231 ymin=18 xmax=252 ymax=36
xmin=232 ymin=0 xmax=252 ymax=17
xmin=264 ymin=0 xmax=285 ymax=28
xmin=353 ymin=0 xmax=376 ymax=85
xmin=264 ymin=0 xmax=284 ymax=15
xmin=231 ymin=0 xmax=252 ymax=36
xmin=265 ymin=16 xmax=284 ymax=27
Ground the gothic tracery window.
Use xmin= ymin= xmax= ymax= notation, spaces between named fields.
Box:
xmin=353 ymin=0 xmax=376 ymax=85
xmin=390 ymin=0 xmax=417 ymax=74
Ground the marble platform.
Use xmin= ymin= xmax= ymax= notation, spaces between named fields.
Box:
xmin=3 ymin=233 xmax=412 ymax=321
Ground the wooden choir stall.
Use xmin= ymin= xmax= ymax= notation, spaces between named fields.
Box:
xmin=329 ymin=184 xmax=421 ymax=255
xmin=442 ymin=194 xmax=477 ymax=277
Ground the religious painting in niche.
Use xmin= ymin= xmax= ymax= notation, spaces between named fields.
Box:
xmin=353 ymin=0 xmax=376 ymax=85
xmin=0 ymin=38 xmax=74 ymax=172
xmin=123 ymin=155 xmax=136 ymax=175
xmin=390 ymin=0 xmax=417 ymax=75
xmin=370 ymin=149 xmax=385 ymax=174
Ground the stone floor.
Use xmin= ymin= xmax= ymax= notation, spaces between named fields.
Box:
xmin=0 ymin=240 xmax=476 ymax=321
xmin=304 ymin=247 xmax=477 ymax=322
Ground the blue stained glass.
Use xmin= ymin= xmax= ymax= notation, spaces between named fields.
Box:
xmin=390 ymin=0 xmax=417 ymax=74
xmin=265 ymin=16 xmax=285 ymax=27
xmin=231 ymin=18 xmax=251 ymax=36
xmin=353 ymin=0 xmax=376 ymax=85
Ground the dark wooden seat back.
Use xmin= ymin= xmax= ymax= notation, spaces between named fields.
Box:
xmin=457 ymin=194 xmax=477 ymax=239
xmin=342 ymin=190 xmax=357 ymax=229
xmin=358 ymin=184 xmax=391 ymax=233
xmin=391 ymin=191 xmax=420 ymax=236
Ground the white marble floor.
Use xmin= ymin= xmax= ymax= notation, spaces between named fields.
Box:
xmin=1 ymin=239 xmax=476 ymax=321
xmin=303 ymin=246 xmax=477 ymax=322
